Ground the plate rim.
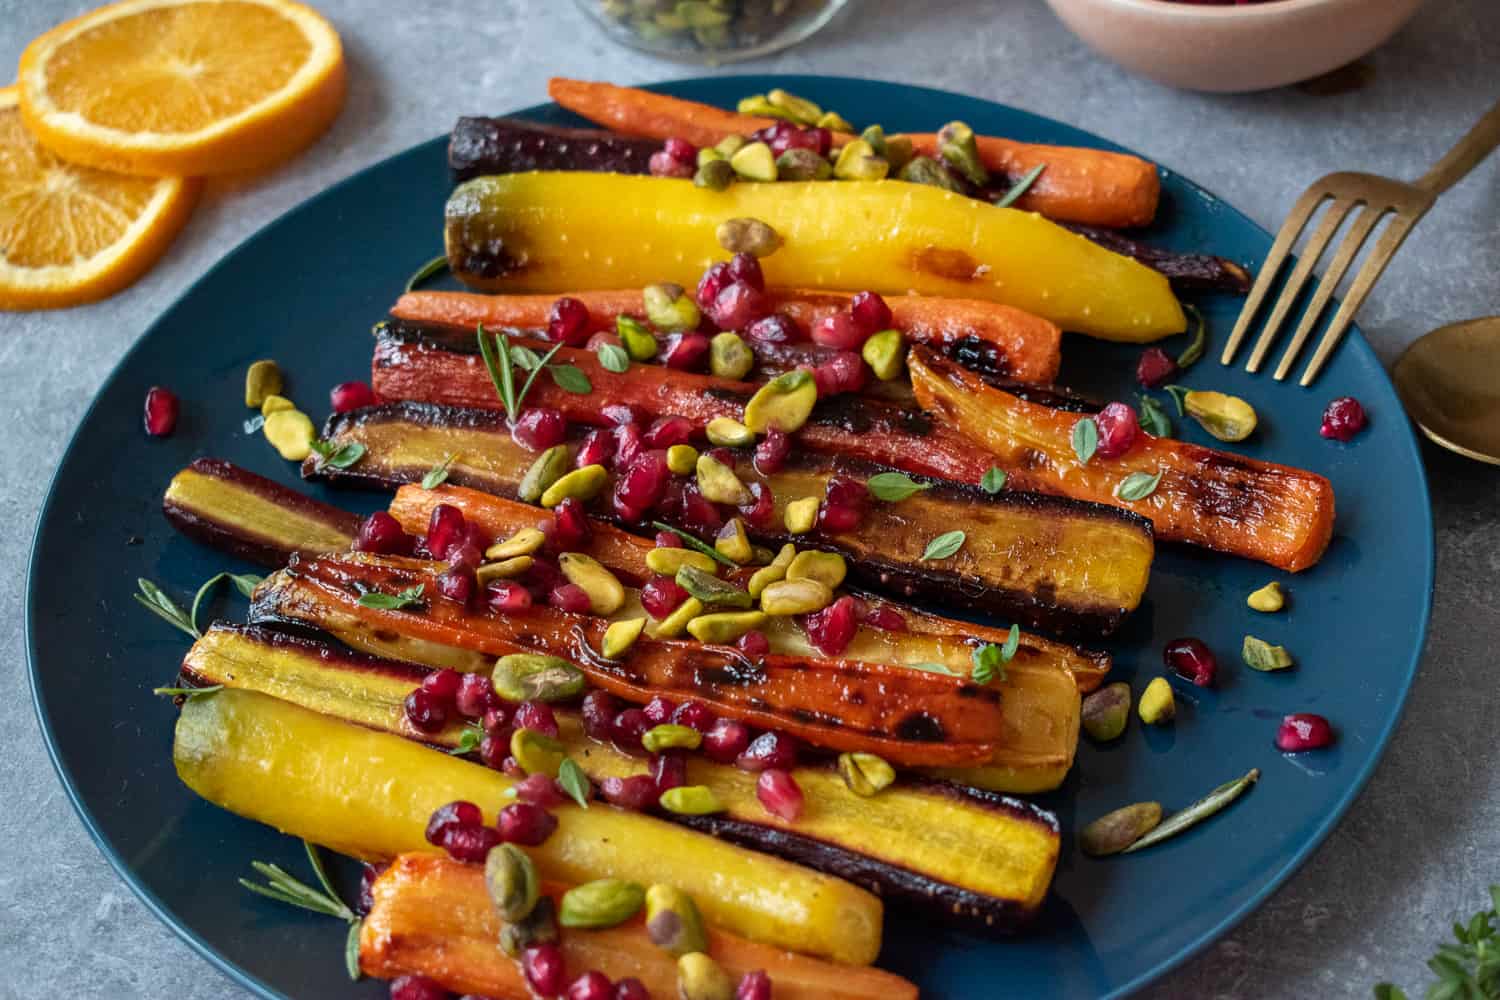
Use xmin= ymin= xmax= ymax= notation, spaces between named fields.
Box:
xmin=25 ymin=73 xmax=1435 ymax=1000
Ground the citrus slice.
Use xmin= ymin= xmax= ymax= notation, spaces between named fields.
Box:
xmin=17 ymin=0 xmax=346 ymax=177
xmin=0 ymin=86 xmax=199 ymax=309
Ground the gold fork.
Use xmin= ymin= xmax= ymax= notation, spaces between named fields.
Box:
xmin=1220 ymin=95 xmax=1500 ymax=386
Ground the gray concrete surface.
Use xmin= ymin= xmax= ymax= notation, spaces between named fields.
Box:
xmin=1 ymin=0 xmax=1496 ymax=997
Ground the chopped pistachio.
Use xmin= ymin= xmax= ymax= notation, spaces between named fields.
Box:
xmin=539 ymin=464 xmax=608 ymax=507
xmin=759 ymin=578 xmax=833 ymax=616
xmin=715 ymin=217 xmax=782 ymax=258
xmin=837 ymin=752 xmax=896 ymax=797
xmin=601 ymin=617 xmax=647 ymax=659
xmin=883 ymin=134 xmax=914 ymax=172
xmin=1081 ymin=682 xmax=1131 ymax=742
xmin=263 ymin=409 xmax=316 ymax=462
xmin=476 ymin=556 xmax=533 ymax=585
xmin=729 ymin=141 xmax=778 ymax=182
xmin=766 ymin=88 xmax=822 ymax=125
xmin=645 ymin=547 xmax=718 ymax=577
xmin=677 ymin=952 xmax=733 ymax=1000
xmin=860 ymin=329 xmax=906 ymax=381
xmin=642 ymin=723 xmax=703 ymax=753
xmin=486 ymin=527 xmax=546 ymax=561
xmin=833 ymin=139 xmax=889 ymax=181
xmin=695 ymin=454 xmax=751 ymax=506
xmin=244 ymin=360 xmax=283 ymax=409
xmin=714 ymin=518 xmax=754 ymax=565
xmin=815 ymin=110 xmax=854 ymax=132
xmin=776 ymin=148 xmax=832 ymax=181
xmin=786 ymin=549 xmax=847 ymax=590
xmin=558 ymin=552 xmax=626 ymax=615
xmin=1242 ymin=635 xmax=1295 ymax=672
xmin=518 ymin=445 xmax=573 ymax=503
xmin=558 ymin=878 xmax=646 ymax=929
xmin=260 ymin=393 xmax=296 ymax=416
xmin=708 ymin=335 xmax=755 ymax=381
xmin=643 ymin=282 xmax=701 ymax=332
xmin=783 ymin=496 xmax=819 ymax=535
xmin=1247 ymin=581 xmax=1285 ymax=613
xmin=713 ymin=135 xmax=746 ymax=158
xmin=694 ymin=158 xmax=735 ymax=191
xmin=748 ymin=543 xmax=796 ymax=598
xmin=510 ymin=727 xmax=566 ymax=777
xmin=696 ymin=147 xmax=724 ymax=168
xmin=647 ymin=596 xmax=704 ymax=639
xmin=898 ymin=155 xmax=965 ymax=192
xmin=1080 ymin=802 xmax=1163 ymax=857
xmin=936 ymin=120 xmax=988 ymax=187
xmin=659 ymin=785 xmax=724 ymax=815
xmin=645 ymin=884 xmax=708 ymax=957
xmin=705 ymin=415 xmax=754 ymax=447
xmin=743 ymin=370 xmax=817 ymax=434
xmin=1184 ymin=390 xmax=1258 ymax=442
xmin=1138 ymin=677 xmax=1176 ymax=725
xmin=667 ymin=444 xmax=700 ymax=476
xmin=617 ymin=315 xmax=660 ymax=361
xmin=484 ymin=843 xmax=540 ymax=924
xmin=493 ymin=653 xmax=587 ymax=704
xmin=686 ymin=610 xmax=767 ymax=644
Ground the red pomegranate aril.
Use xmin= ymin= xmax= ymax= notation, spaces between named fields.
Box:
xmin=498 ymin=802 xmax=559 ymax=846
xmin=389 ymin=974 xmax=452 ymax=1000
xmin=617 ymin=450 xmax=672 ymax=512
xmin=479 ymin=733 xmax=509 ymax=769
xmin=706 ymin=447 xmax=737 ymax=468
xmin=547 ymin=295 xmax=592 ymax=346
xmin=523 ymin=943 xmax=567 ymax=997
xmin=1277 ymin=713 xmax=1335 ymax=751
xmin=602 ymin=402 xmax=641 ymax=427
xmin=357 ymin=861 xmax=387 ymax=916
xmin=818 ymin=476 xmax=869 ymax=533
xmin=614 ymin=978 xmax=650 ymax=1000
xmin=803 ymin=595 xmax=860 ymax=656
xmin=812 ymin=351 xmax=867 ymax=396
xmin=143 ymin=386 xmax=179 ymax=437
xmin=552 ymin=497 xmax=592 ymax=552
xmin=575 ymin=428 xmax=615 ymax=469
xmin=426 ymin=504 xmax=466 ymax=561
xmin=849 ymin=291 xmax=892 ymax=336
xmin=757 ymin=769 xmax=804 ymax=821
xmin=642 ymin=695 xmax=676 ymax=725
xmin=709 ymin=281 xmax=771 ymax=332
xmin=441 ymin=823 xmax=501 ymax=862
xmin=515 ymin=773 xmax=567 ymax=808
xmin=487 ymin=579 xmax=533 ymax=612
xmin=420 ymin=668 xmax=462 ymax=703
xmin=738 ymin=481 xmax=776 ymax=530
xmin=702 ymin=718 xmax=752 ymax=763
xmin=403 ymin=688 xmax=449 ymax=733
xmin=356 ymin=511 xmax=411 ymax=555
xmin=649 ymin=149 xmax=693 ymax=178
xmin=1320 ymin=396 xmax=1367 ymax=441
xmin=1136 ymin=347 xmax=1179 ymax=389
xmin=671 ymin=700 xmax=716 ymax=733
xmin=645 ymin=415 xmax=695 ymax=450
xmin=736 ymin=970 xmax=772 ymax=1000
xmin=696 ymin=261 xmax=732 ymax=310
xmin=810 ymin=311 xmax=865 ymax=351
xmin=501 ymin=755 xmax=525 ymax=778
xmin=512 ymin=407 xmax=567 ymax=451
xmin=436 ymin=567 xmax=475 ymax=605
xmin=456 ymin=672 xmax=496 ymax=718
xmin=611 ymin=708 xmax=651 ymax=753
xmin=567 ymin=971 xmax=614 ymax=1000
xmin=640 ymin=575 xmax=689 ymax=620
xmin=662 ymin=332 xmax=711 ymax=370
xmin=549 ymin=583 xmax=593 ymax=614
xmin=600 ymin=774 xmax=657 ymax=811
xmin=330 ymin=380 xmax=376 ymax=413
xmin=524 ymin=556 xmax=563 ymax=596
xmin=1164 ymin=637 xmax=1218 ymax=687
xmin=745 ymin=314 xmax=799 ymax=345
xmin=581 ymin=690 xmax=620 ymax=740
xmin=662 ymin=136 xmax=698 ymax=165
xmin=424 ymin=800 xmax=483 ymax=845
xmin=862 ymin=604 xmax=907 ymax=632
xmin=736 ymin=731 xmax=800 ymax=772
xmin=753 ymin=429 xmax=791 ymax=475
xmin=613 ymin=422 xmax=645 ymax=470
xmin=651 ymin=751 xmax=688 ymax=796
xmin=654 ymin=530 xmax=683 ymax=548
xmin=515 ymin=700 xmax=559 ymax=737
xmin=736 ymin=630 xmax=770 ymax=658
xmin=678 ymin=483 xmax=723 ymax=534
xmin=1093 ymin=402 xmax=1140 ymax=459
xmin=482 ymin=704 xmax=511 ymax=736
xmin=726 ymin=252 xmax=764 ymax=291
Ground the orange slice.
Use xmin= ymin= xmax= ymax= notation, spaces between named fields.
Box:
xmin=17 ymin=0 xmax=346 ymax=177
xmin=0 ymin=86 xmax=199 ymax=309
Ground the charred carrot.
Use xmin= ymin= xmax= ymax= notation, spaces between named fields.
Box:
xmin=908 ymin=347 xmax=1336 ymax=571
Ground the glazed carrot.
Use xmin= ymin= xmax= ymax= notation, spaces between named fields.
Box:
xmin=361 ymin=854 xmax=919 ymax=1000
xmin=391 ymin=287 xmax=1062 ymax=383
xmin=547 ymin=77 xmax=1159 ymax=228
xmin=908 ymin=347 xmax=1336 ymax=572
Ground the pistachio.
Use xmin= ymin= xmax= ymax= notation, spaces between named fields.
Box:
xmin=510 ymin=726 xmax=567 ymax=777
xmin=540 ymin=464 xmax=608 ymax=507
xmin=1080 ymin=802 xmax=1163 ymax=857
xmin=750 ymin=545 xmax=776 ymax=565
xmin=696 ymin=147 xmax=724 ymax=168
xmin=783 ymin=496 xmax=819 ymax=535
xmin=859 ymin=124 xmax=888 ymax=157
xmin=559 ymin=552 xmax=626 ymax=615
xmin=705 ymin=415 xmax=754 ymax=447
xmin=713 ymin=135 xmax=746 ymax=158
xmin=659 ymin=785 xmax=724 ymax=816
xmin=736 ymin=94 xmax=781 ymax=118
xmin=715 ymin=218 xmax=782 ymax=259
xmin=714 ymin=518 xmax=754 ymax=565
xmin=677 ymin=952 xmax=734 ymax=1000
xmin=244 ymin=360 xmax=283 ymax=409
xmin=748 ymin=543 xmax=796 ymax=598
xmin=1081 ymin=682 xmax=1131 ymax=742
xmin=815 ymin=110 xmax=854 ymax=132
xmin=647 ymin=596 xmax=703 ymax=639
xmin=729 ymin=141 xmax=778 ymax=182
xmin=692 ymin=22 xmax=730 ymax=47
xmin=743 ymin=370 xmax=817 ymax=434
xmin=486 ymin=527 xmax=547 ymax=561
xmin=760 ymin=578 xmax=833 ymax=616
xmin=898 ymin=155 xmax=965 ymax=192
xmin=708 ymin=335 xmax=755 ymax=381
xmin=696 ymin=454 xmax=751 ymax=506
xmin=558 ymin=878 xmax=646 ymax=929
xmin=645 ymin=547 xmax=718 ymax=577
xmin=766 ymin=88 xmax=822 ymax=125
xmin=1242 ymin=635 xmax=1295 ymax=672
xmin=676 ymin=0 xmax=730 ymax=27
xmin=642 ymin=723 xmax=703 ymax=753
xmin=775 ymin=148 xmax=832 ymax=181
xmin=662 ymin=444 xmax=697 ymax=476
xmin=493 ymin=653 xmax=587 ymax=703
xmin=832 ymin=139 xmax=889 ymax=181
xmin=786 ymin=549 xmax=847 ymax=590
xmin=1247 ymin=581 xmax=1285 ymax=613
xmin=643 ymin=284 xmax=701 ymax=333
xmin=475 ymin=556 xmax=533 ymax=585
xmin=518 ymin=445 xmax=573 ymax=503
xmin=686 ymin=610 xmax=767 ymax=644
xmin=837 ymin=752 xmax=896 ymax=797
xmin=1138 ymin=676 xmax=1176 ymax=725
xmin=936 ymin=120 xmax=988 ymax=187
xmin=694 ymin=158 xmax=735 ymax=191
xmin=861 ymin=328 xmax=906 ymax=381
xmin=602 ymin=617 xmax=647 ymax=659
xmin=883 ymin=135 xmax=914 ymax=173
xmin=263 ymin=409 xmax=316 ymax=461
xmin=645 ymin=884 xmax=708 ymax=957
xmin=617 ymin=315 xmax=661 ymax=361
xmin=260 ymin=393 xmax=295 ymax=416
xmin=484 ymin=842 xmax=540 ymax=923
xmin=675 ymin=565 xmax=753 ymax=609
xmin=499 ymin=895 xmax=558 ymax=958
xmin=1184 ymin=390 xmax=1258 ymax=442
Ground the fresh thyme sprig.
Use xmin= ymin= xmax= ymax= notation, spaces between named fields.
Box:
xmin=240 ymin=841 xmax=363 ymax=981
xmin=134 ymin=572 xmax=263 ymax=640
xmin=476 ymin=324 xmax=591 ymax=423
xmin=1375 ymin=885 xmax=1500 ymax=1000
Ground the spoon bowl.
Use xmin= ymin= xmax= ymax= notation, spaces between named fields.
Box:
xmin=1392 ymin=316 xmax=1500 ymax=465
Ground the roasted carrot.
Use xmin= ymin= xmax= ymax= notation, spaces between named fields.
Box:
xmin=391 ymin=288 xmax=1062 ymax=383
xmin=908 ymin=347 xmax=1336 ymax=571
xmin=362 ymin=854 xmax=919 ymax=1000
xmin=547 ymin=77 xmax=1159 ymax=228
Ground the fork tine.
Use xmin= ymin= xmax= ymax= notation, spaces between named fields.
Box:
xmin=1243 ymin=197 xmax=1358 ymax=373
xmin=1270 ymin=204 xmax=1386 ymax=380
xmin=1219 ymin=187 xmax=1330 ymax=366
xmin=1297 ymin=212 xmax=1421 ymax=386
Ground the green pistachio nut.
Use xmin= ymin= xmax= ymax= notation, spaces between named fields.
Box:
xmin=861 ymin=329 xmax=906 ymax=381
xmin=833 ymin=139 xmax=889 ymax=181
xmin=244 ymin=359 xmax=283 ymax=409
xmin=883 ymin=135 xmax=914 ymax=172
xmin=1242 ymin=635 xmax=1295 ymax=672
xmin=694 ymin=158 xmax=735 ymax=191
xmin=708 ymin=335 xmax=756 ymax=381
xmin=518 ymin=445 xmax=574 ymax=504
xmin=645 ymin=884 xmax=709 ymax=957
xmin=675 ymin=565 xmax=753 ymax=609
xmin=601 ymin=617 xmax=647 ymax=659
xmin=666 ymin=444 xmax=699 ymax=476
xmin=743 ymin=370 xmax=817 ymax=434
xmin=643 ymin=283 xmax=701 ymax=332
xmin=783 ymin=496 xmax=819 ymax=535
xmin=498 ymin=895 xmax=558 ymax=958
xmin=775 ymin=148 xmax=832 ymax=181
xmin=897 ymin=155 xmax=965 ymax=192
xmin=486 ymin=527 xmax=546 ymax=560
xmin=736 ymin=94 xmax=780 ymax=117
xmin=475 ymin=556 xmax=534 ymax=585
xmin=540 ymin=463 xmax=608 ymax=508
xmin=686 ymin=610 xmax=767 ymax=644
xmin=492 ymin=653 xmax=587 ymax=703
xmin=937 ymin=120 xmax=988 ymax=187
xmin=785 ymin=549 xmax=847 ymax=590
xmin=642 ymin=723 xmax=703 ymax=753
xmin=837 ymin=751 xmax=896 ymax=797
xmin=648 ymin=596 xmax=703 ymax=639
xmin=714 ymin=135 xmax=746 ymax=158
xmin=558 ymin=878 xmax=646 ymax=929
xmin=815 ymin=110 xmax=854 ymax=132
xmin=677 ymin=952 xmax=734 ymax=1000
xmin=714 ymin=518 xmax=754 ymax=565
xmin=617 ymin=315 xmax=660 ymax=361
xmin=760 ymin=577 xmax=833 ymax=616
xmin=715 ymin=217 xmax=782 ymax=259
xmin=859 ymin=124 xmax=888 ymax=157
xmin=1080 ymin=802 xmax=1163 ymax=857
xmin=705 ymin=414 xmax=754 ymax=447
xmin=696 ymin=454 xmax=751 ymax=506
xmin=659 ymin=785 xmax=725 ymax=816
xmin=696 ymin=147 xmax=725 ymax=168
xmin=750 ymin=545 xmax=776 ymax=565
xmin=729 ymin=141 xmax=778 ymax=182
xmin=559 ymin=552 xmax=626 ymax=615
xmin=484 ymin=842 xmax=540 ymax=923
xmin=1185 ymin=390 xmax=1258 ymax=442
xmin=766 ymin=88 xmax=822 ymax=125
xmin=748 ymin=543 xmax=796 ymax=598
xmin=645 ymin=547 xmax=718 ymax=577
xmin=1247 ymin=581 xmax=1285 ymax=613
xmin=1081 ymin=682 xmax=1131 ymax=742
xmin=510 ymin=727 xmax=567 ymax=778
xmin=677 ymin=0 xmax=731 ymax=28
xmin=1138 ymin=676 xmax=1175 ymax=725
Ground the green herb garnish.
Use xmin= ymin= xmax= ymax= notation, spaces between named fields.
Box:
xmin=866 ymin=471 xmax=931 ymax=502
xmin=404 ymin=253 xmax=449 ymax=294
xmin=477 ymin=324 xmax=576 ymax=422
xmin=1177 ymin=304 xmax=1207 ymax=369
xmin=1375 ymin=885 xmax=1500 ymax=1000
xmin=970 ymin=625 xmax=1020 ymax=685
xmin=922 ymin=530 xmax=966 ymax=561
xmin=357 ymin=584 xmax=425 ymax=610
xmin=995 ymin=163 xmax=1046 ymax=209
xmin=309 ymin=439 xmax=366 ymax=471
xmin=1163 ymin=384 xmax=1190 ymax=417
xmin=422 ymin=453 xmax=458 ymax=490
xmin=650 ymin=521 xmax=737 ymax=568
xmin=1124 ymin=768 xmax=1259 ymax=853
xmin=1071 ymin=417 xmax=1099 ymax=464
xmin=135 ymin=572 xmax=262 ymax=640
xmin=240 ymin=841 xmax=363 ymax=981
xmin=1137 ymin=395 xmax=1172 ymax=438
xmin=152 ymin=684 xmax=224 ymax=699
xmin=597 ymin=343 xmax=630 ymax=374
xmin=1115 ymin=470 xmax=1163 ymax=502
xmin=447 ymin=724 xmax=485 ymax=756
xmin=548 ymin=364 xmax=592 ymax=394
xmin=980 ymin=467 xmax=1007 ymax=494
xmin=558 ymin=758 xmax=592 ymax=810
xmin=908 ymin=661 xmax=965 ymax=676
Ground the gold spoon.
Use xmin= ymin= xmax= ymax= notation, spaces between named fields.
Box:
xmin=1392 ymin=317 xmax=1500 ymax=465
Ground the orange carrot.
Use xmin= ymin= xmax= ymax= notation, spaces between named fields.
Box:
xmin=547 ymin=77 xmax=1159 ymax=228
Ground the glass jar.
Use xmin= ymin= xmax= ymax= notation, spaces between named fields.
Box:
xmin=574 ymin=0 xmax=851 ymax=64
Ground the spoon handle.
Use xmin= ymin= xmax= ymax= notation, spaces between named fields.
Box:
xmin=1416 ymin=95 xmax=1500 ymax=196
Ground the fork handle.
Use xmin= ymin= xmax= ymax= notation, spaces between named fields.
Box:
xmin=1416 ymin=95 xmax=1500 ymax=196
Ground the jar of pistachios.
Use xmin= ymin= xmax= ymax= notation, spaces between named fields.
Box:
xmin=576 ymin=0 xmax=850 ymax=64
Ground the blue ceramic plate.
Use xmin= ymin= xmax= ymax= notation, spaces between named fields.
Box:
xmin=27 ymin=76 xmax=1432 ymax=999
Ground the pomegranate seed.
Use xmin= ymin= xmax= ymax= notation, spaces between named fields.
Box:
xmin=733 ymin=481 xmax=775 ymax=530
xmin=437 ymin=567 xmax=475 ymax=605
xmin=547 ymin=296 xmax=592 ymax=346
xmin=487 ymin=580 xmax=533 ymax=612
xmin=455 ymin=673 xmax=496 ymax=718
xmin=663 ymin=137 xmax=698 ymax=166
xmin=424 ymin=800 xmax=483 ymax=845
xmin=737 ymin=731 xmax=800 ymax=772
xmin=651 ymin=751 xmax=688 ymax=796
xmin=643 ymin=696 xmax=676 ymax=725
xmin=1164 ymin=637 xmax=1218 ymax=687
xmin=523 ymin=943 xmax=567 ymax=997
xmin=420 ymin=668 xmax=462 ymax=703
xmin=671 ymin=700 xmax=716 ymax=733
xmin=702 ymin=718 xmax=752 ymax=763
xmin=549 ymin=583 xmax=592 ymax=614
xmin=355 ymin=511 xmax=412 ymax=555
xmin=143 ymin=386 xmax=179 ymax=437
xmin=746 ymin=314 xmax=799 ymax=345
xmin=736 ymin=630 xmax=770 ymax=658
xmin=523 ymin=556 xmax=563 ymax=597
xmin=862 ymin=605 xmax=906 ymax=631
xmin=448 ymin=540 xmax=483 ymax=572
xmin=645 ymin=415 xmax=695 ymax=450
xmin=754 ymin=429 xmax=791 ymax=475
xmin=696 ymin=261 xmax=732 ymax=310
xmin=515 ymin=701 xmax=559 ymax=737
xmin=1093 ymin=402 xmax=1140 ymax=459
xmin=1136 ymin=347 xmax=1179 ymax=388
xmin=1277 ymin=713 xmax=1335 ymax=751
xmin=726 ymin=252 xmax=765 ymax=291
xmin=441 ymin=823 xmax=501 ymax=862
xmin=616 ymin=450 xmax=672 ymax=515
xmin=552 ymin=497 xmax=592 ymax=551
xmin=849 ymin=291 xmax=892 ymax=335
xmin=641 ymin=575 xmax=690 ymax=620
xmin=611 ymin=708 xmax=650 ymax=753
xmin=602 ymin=403 xmax=641 ymax=427
xmin=478 ymin=734 xmax=509 ymax=769
xmin=576 ymin=428 xmax=615 ymax=469
xmin=482 ymin=704 xmax=511 ymax=736
xmin=498 ymin=802 xmax=559 ymax=845
xmin=389 ymin=974 xmax=451 ymax=1000
xmin=613 ymin=422 xmax=645 ymax=470
xmin=461 ymin=519 xmax=491 ymax=551
xmin=1320 ymin=397 xmax=1367 ymax=441
xmin=706 ymin=447 xmax=738 ymax=468
xmin=818 ymin=476 xmax=869 ymax=533
xmin=757 ymin=769 xmax=805 ymax=821
xmin=600 ymin=774 xmax=657 ymax=811
xmin=567 ymin=971 xmax=614 ymax=1000
xmin=678 ymin=483 xmax=723 ymax=534
xmin=736 ymin=970 xmax=772 ymax=1000
xmin=709 ymin=282 xmax=772 ymax=332
xmin=662 ymin=332 xmax=711 ymax=370
xmin=803 ymin=595 xmax=860 ymax=656
xmin=514 ymin=774 xmax=567 ymax=808
xmin=581 ymin=690 xmax=620 ymax=740
xmin=649 ymin=149 xmax=694 ymax=178
xmin=403 ymin=688 xmax=449 ymax=733
xmin=426 ymin=504 xmax=466 ymax=561
xmin=811 ymin=312 xmax=865 ymax=351
xmin=614 ymin=979 xmax=650 ymax=1000
xmin=501 ymin=756 xmax=526 ymax=778
xmin=512 ymin=407 xmax=567 ymax=451
xmin=330 ymin=381 xmax=376 ymax=413
xmin=812 ymin=351 xmax=867 ymax=395
xmin=654 ymin=530 xmax=683 ymax=548
xmin=357 ymin=861 xmax=387 ymax=916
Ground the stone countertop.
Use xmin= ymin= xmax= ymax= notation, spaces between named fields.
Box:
xmin=1 ymin=0 xmax=1496 ymax=997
